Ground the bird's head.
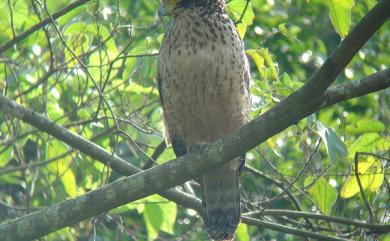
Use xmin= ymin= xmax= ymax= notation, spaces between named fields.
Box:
xmin=158 ymin=0 xmax=225 ymax=17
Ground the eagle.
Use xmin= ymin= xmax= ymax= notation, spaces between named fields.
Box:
xmin=157 ymin=0 xmax=251 ymax=240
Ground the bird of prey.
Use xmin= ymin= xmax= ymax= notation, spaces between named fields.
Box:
xmin=157 ymin=0 xmax=251 ymax=240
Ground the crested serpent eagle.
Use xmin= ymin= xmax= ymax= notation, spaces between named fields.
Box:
xmin=157 ymin=0 xmax=251 ymax=240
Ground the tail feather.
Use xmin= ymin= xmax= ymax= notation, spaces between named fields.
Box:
xmin=201 ymin=159 xmax=242 ymax=241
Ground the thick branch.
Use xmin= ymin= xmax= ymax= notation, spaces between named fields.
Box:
xmin=0 ymin=1 xmax=389 ymax=240
xmin=0 ymin=0 xmax=92 ymax=54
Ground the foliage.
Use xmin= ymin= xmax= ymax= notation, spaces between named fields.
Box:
xmin=0 ymin=0 xmax=388 ymax=240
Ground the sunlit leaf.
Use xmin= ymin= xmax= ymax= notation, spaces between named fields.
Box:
xmin=46 ymin=227 xmax=73 ymax=240
xmin=349 ymin=133 xmax=389 ymax=159
xmin=266 ymin=138 xmax=283 ymax=157
xmin=126 ymin=82 xmax=159 ymax=96
xmin=340 ymin=156 xmax=384 ymax=198
xmin=47 ymin=140 xmax=77 ymax=197
xmin=156 ymin=146 xmax=176 ymax=164
xmin=246 ymin=49 xmax=265 ymax=80
xmin=236 ymin=223 xmax=250 ymax=241
xmin=278 ymin=23 xmax=289 ymax=36
xmin=326 ymin=0 xmax=355 ymax=37
xmin=381 ymin=233 xmax=390 ymax=241
xmin=246 ymin=48 xmax=278 ymax=81
xmin=345 ymin=119 xmax=385 ymax=134
xmin=236 ymin=23 xmax=247 ymax=39
xmin=47 ymin=101 xmax=65 ymax=122
xmin=63 ymin=22 xmax=93 ymax=67
xmin=160 ymin=202 xmax=177 ymax=235
xmin=277 ymin=161 xmax=295 ymax=177
xmin=144 ymin=203 xmax=163 ymax=240
xmin=260 ymin=48 xmax=278 ymax=81
xmin=227 ymin=0 xmax=255 ymax=38
xmin=0 ymin=146 xmax=12 ymax=167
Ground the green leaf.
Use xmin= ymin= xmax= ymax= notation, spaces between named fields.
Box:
xmin=345 ymin=119 xmax=385 ymax=134
xmin=381 ymin=233 xmax=390 ymax=241
xmin=47 ymin=100 xmax=65 ymax=122
xmin=277 ymin=161 xmax=295 ymax=177
xmin=0 ymin=146 xmax=12 ymax=167
xmin=236 ymin=223 xmax=250 ymax=241
xmin=236 ymin=23 xmax=248 ymax=39
xmin=14 ymin=3 xmax=34 ymax=28
xmin=278 ymin=23 xmax=288 ymax=36
xmin=0 ymin=172 xmax=22 ymax=186
xmin=156 ymin=146 xmax=176 ymax=164
xmin=266 ymin=138 xmax=283 ymax=158
xmin=246 ymin=48 xmax=278 ymax=81
xmin=316 ymin=123 xmax=347 ymax=163
xmin=273 ymin=72 xmax=303 ymax=96
xmin=349 ymin=133 xmax=389 ymax=159
xmin=278 ymin=23 xmax=302 ymax=40
xmin=47 ymin=140 xmax=77 ymax=197
xmin=340 ymin=156 xmax=384 ymax=198
xmin=307 ymin=177 xmax=338 ymax=214
xmin=326 ymin=0 xmax=355 ymax=37
xmin=125 ymin=81 xmax=159 ymax=96
xmin=246 ymin=49 xmax=265 ymax=80
xmin=64 ymin=22 xmax=119 ymax=70
xmin=143 ymin=195 xmax=177 ymax=240
xmin=227 ymin=0 xmax=255 ymax=38
xmin=111 ymin=204 xmax=135 ymax=214
xmin=46 ymin=227 xmax=73 ymax=240
xmin=144 ymin=202 xmax=163 ymax=240
xmin=260 ymin=48 xmax=278 ymax=81
xmin=63 ymin=22 xmax=93 ymax=67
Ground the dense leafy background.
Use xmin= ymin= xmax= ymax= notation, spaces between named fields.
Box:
xmin=0 ymin=0 xmax=388 ymax=240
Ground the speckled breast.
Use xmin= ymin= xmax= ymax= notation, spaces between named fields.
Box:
xmin=158 ymin=8 xmax=250 ymax=144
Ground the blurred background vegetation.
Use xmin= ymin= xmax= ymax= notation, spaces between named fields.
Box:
xmin=0 ymin=0 xmax=388 ymax=240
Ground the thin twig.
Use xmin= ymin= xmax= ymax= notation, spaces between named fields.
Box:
xmin=235 ymin=0 xmax=251 ymax=25
xmin=354 ymin=152 xmax=377 ymax=222
xmin=242 ymin=216 xmax=350 ymax=241
xmin=244 ymin=209 xmax=390 ymax=232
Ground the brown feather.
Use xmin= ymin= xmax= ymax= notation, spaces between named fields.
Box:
xmin=158 ymin=3 xmax=250 ymax=240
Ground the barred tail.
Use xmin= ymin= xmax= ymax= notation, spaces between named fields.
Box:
xmin=201 ymin=160 xmax=242 ymax=241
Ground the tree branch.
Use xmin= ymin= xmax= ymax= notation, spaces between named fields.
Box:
xmin=242 ymin=217 xmax=350 ymax=241
xmin=0 ymin=0 xmax=92 ymax=54
xmin=321 ymin=68 xmax=390 ymax=108
xmin=1 ymin=63 xmax=388 ymax=239
xmin=0 ymin=0 xmax=389 ymax=240
xmin=245 ymin=209 xmax=390 ymax=232
xmin=0 ymin=94 xmax=202 ymax=211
